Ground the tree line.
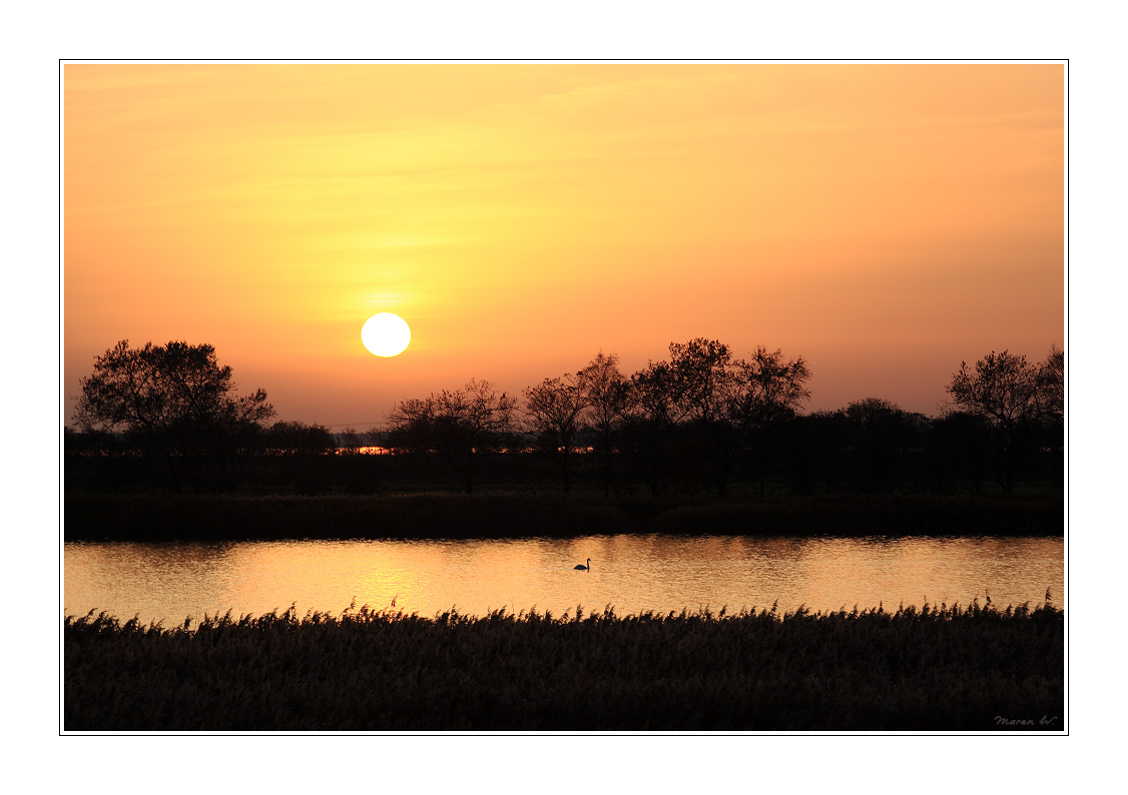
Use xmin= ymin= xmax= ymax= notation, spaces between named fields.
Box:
xmin=67 ymin=338 xmax=1063 ymax=497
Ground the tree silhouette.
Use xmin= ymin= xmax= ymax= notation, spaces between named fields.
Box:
xmin=523 ymin=374 xmax=588 ymax=493
xmin=385 ymin=379 xmax=516 ymax=493
xmin=946 ymin=348 xmax=1064 ymax=493
xmin=338 ymin=427 xmax=362 ymax=455
xmin=264 ymin=421 xmax=337 ymax=456
xmin=577 ymin=352 xmax=631 ymax=496
xmin=66 ymin=336 xmax=1064 ymax=501
xmin=732 ymin=346 xmax=812 ymax=496
xmin=841 ymin=398 xmax=927 ymax=491
xmin=623 ymin=340 xmax=812 ymax=495
xmin=665 ymin=338 xmax=746 ymax=494
xmin=623 ymin=359 xmax=680 ymax=495
xmin=259 ymin=421 xmax=337 ymax=493
xmin=74 ymin=340 xmax=274 ymax=488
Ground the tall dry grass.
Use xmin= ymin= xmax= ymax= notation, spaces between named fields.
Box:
xmin=64 ymin=597 xmax=1063 ymax=731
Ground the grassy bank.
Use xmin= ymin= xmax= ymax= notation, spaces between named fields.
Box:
xmin=64 ymin=599 xmax=1063 ymax=731
xmin=63 ymin=491 xmax=1063 ymax=541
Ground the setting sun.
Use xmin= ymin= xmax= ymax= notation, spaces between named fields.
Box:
xmin=62 ymin=60 xmax=1066 ymax=735
xmin=63 ymin=63 xmax=1063 ymax=426
xmin=361 ymin=312 xmax=412 ymax=357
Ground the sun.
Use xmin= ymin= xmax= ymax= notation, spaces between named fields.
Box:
xmin=361 ymin=313 xmax=411 ymax=357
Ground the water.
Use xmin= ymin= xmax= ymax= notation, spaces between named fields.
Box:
xmin=63 ymin=535 xmax=1064 ymax=627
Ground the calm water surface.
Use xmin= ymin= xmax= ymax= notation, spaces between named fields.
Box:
xmin=64 ymin=535 xmax=1064 ymax=627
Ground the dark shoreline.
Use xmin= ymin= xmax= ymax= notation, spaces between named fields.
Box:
xmin=64 ymin=491 xmax=1064 ymax=542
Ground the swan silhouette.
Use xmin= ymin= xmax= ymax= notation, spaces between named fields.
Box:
xmin=574 ymin=558 xmax=591 ymax=571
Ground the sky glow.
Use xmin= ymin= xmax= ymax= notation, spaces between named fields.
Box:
xmin=63 ymin=63 xmax=1064 ymax=427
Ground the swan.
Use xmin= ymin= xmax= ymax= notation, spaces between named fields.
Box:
xmin=574 ymin=558 xmax=591 ymax=571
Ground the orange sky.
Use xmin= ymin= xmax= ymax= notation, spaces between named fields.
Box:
xmin=63 ymin=63 xmax=1064 ymax=428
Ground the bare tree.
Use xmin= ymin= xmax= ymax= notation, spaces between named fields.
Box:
xmin=577 ymin=351 xmax=631 ymax=496
xmin=668 ymin=338 xmax=738 ymax=424
xmin=338 ymin=427 xmax=361 ymax=455
xmin=948 ymin=351 xmax=1041 ymax=429
xmin=734 ymin=346 xmax=812 ymax=427
xmin=946 ymin=348 xmax=1064 ymax=493
xmin=523 ymin=374 xmax=588 ymax=492
xmin=623 ymin=358 xmax=681 ymax=495
xmin=627 ymin=339 xmax=812 ymax=495
xmin=385 ymin=379 xmax=516 ymax=493
xmin=1036 ymin=346 xmax=1065 ymax=421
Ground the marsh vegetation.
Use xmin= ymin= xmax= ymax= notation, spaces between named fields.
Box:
xmin=64 ymin=597 xmax=1063 ymax=731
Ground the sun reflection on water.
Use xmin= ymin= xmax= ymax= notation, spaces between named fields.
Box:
xmin=64 ymin=535 xmax=1064 ymax=628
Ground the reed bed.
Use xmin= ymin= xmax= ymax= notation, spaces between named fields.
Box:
xmin=64 ymin=598 xmax=1063 ymax=731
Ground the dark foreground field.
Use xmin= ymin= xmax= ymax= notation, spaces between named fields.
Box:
xmin=64 ymin=599 xmax=1063 ymax=731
